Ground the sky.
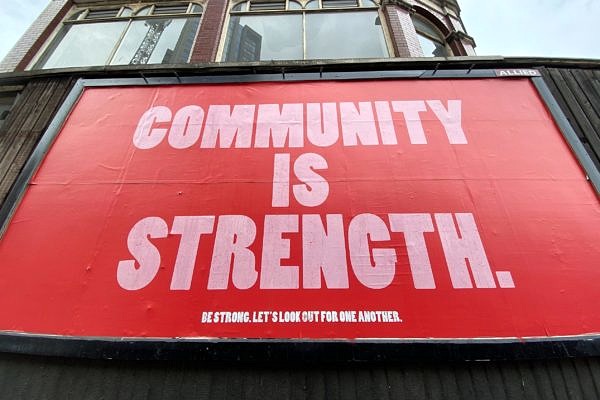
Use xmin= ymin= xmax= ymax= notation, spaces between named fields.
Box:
xmin=0 ymin=0 xmax=49 ymax=62
xmin=0 ymin=0 xmax=599 ymax=62
xmin=460 ymin=0 xmax=600 ymax=59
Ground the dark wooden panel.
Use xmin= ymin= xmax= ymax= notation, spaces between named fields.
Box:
xmin=0 ymin=77 xmax=75 ymax=206
xmin=0 ymin=80 xmax=45 ymax=149
xmin=542 ymin=67 xmax=600 ymax=171
xmin=573 ymin=70 xmax=600 ymax=117
xmin=0 ymin=353 xmax=598 ymax=400
xmin=0 ymin=80 xmax=57 ymax=183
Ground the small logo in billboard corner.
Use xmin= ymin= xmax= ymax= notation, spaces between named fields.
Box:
xmin=495 ymin=69 xmax=541 ymax=78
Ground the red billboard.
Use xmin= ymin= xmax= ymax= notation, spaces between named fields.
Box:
xmin=0 ymin=78 xmax=598 ymax=340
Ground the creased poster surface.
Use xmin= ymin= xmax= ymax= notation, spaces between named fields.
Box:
xmin=0 ymin=79 xmax=598 ymax=339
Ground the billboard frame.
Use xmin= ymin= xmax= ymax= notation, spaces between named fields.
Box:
xmin=0 ymin=69 xmax=599 ymax=362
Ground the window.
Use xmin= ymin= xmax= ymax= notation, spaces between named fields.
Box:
xmin=412 ymin=15 xmax=449 ymax=57
xmin=35 ymin=3 xmax=203 ymax=69
xmin=223 ymin=0 xmax=388 ymax=61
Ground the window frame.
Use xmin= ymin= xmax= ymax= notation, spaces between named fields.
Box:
xmin=222 ymin=0 xmax=389 ymax=61
xmin=411 ymin=14 xmax=451 ymax=58
xmin=34 ymin=2 xmax=205 ymax=69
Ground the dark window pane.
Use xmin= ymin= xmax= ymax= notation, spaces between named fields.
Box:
xmin=110 ymin=17 xmax=201 ymax=65
xmin=306 ymin=11 xmax=387 ymax=59
xmin=153 ymin=4 xmax=190 ymax=15
xmin=85 ymin=8 xmax=121 ymax=19
xmin=224 ymin=14 xmax=302 ymax=61
xmin=322 ymin=0 xmax=358 ymax=8
xmin=249 ymin=1 xmax=286 ymax=11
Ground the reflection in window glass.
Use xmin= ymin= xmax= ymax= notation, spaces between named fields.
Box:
xmin=120 ymin=7 xmax=133 ymax=17
xmin=412 ymin=16 xmax=449 ymax=57
xmin=190 ymin=4 xmax=204 ymax=13
xmin=361 ymin=0 xmax=378 ymax=7
xmin=110 ymin=17 xmax=201 ymax=65
xmin=413 ymin=17 xmax=440 ymax=40
xmin=224 ymin=14 xmax=302 ymax=61
xmin=136 ymin=6 xmax=153 ymax=16
xmin=232 ymin=2 xmax=247 ymax=11
xmin=224 ymin=0 xmax=388 ymax=61
xmin=417 ymin=33 xmax=447 ymax=57
xmin=306 ymin=11 xmax=387 ymax=59
xmin=37 ymin=22 xmax=128 ymax=68
xmin=35 ymin=4 xmax=203 ymax=69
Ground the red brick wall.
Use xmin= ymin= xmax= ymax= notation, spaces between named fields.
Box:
xmin=190 ymin=0 xmax=228 ymax=62
xmin=384 ymin=4 xmax=422 ymax=58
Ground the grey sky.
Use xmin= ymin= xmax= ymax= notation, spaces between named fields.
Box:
xmin=460 ymin=0 xmax=600 ymax=58
xmin=1 ymin=0 xmax=599 ymax=62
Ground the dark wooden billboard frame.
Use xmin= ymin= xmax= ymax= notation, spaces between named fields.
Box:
xmin=0 ymin=69 xmax=599 ymax=363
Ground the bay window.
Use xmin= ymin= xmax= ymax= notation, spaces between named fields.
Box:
xmin=223 ymin=0 xmax=388 ymax=61
xmin=35 ymin=3 xmax=203 ymax=69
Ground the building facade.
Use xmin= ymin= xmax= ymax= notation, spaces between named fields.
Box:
xmin=0 ymin=0 xmax=476 ymax=74
xmin=0 ymin=1 xmax=599 ymax=399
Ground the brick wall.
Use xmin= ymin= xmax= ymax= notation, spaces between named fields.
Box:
xmin=385 ymin=4 xmax=423 ymax=57
xmin=384 ymin=0 xmax=475 ymax=57
xmin=0 ymin=0 xmax=71 ymax=73
xmin=0 ymin=0 xmax=476 ymax=71
xmin=190 ymin=0 xmax=228 ymax=62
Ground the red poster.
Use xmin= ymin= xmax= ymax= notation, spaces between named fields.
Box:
xmin=0 ymin=78 xmax=598 ymax=340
